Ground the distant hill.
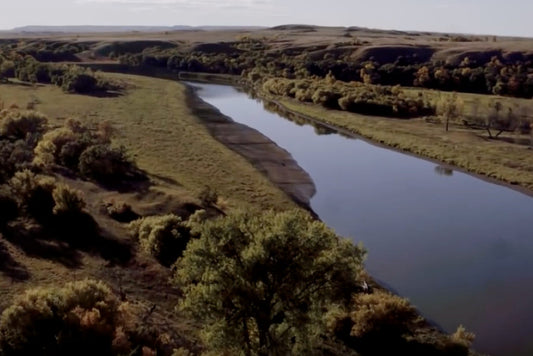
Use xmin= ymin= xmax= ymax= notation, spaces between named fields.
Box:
xmin=10 ymin=25 xmax=265 ymax=33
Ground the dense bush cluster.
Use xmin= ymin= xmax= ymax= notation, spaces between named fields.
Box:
xmin=130 ymin=214 xmax=192 ymax=266
xmin=0 ymin=54 xmax=118 ymax=94
xmin=0 ymin=280 xmax=171 ymax=356
xmin=3 ymin=36 xmax=533 ymax=98
xmin=326 ymin=290 xmax=475 ymax=356
xmin=0 ymin=108 xmax=140 ymax=233
xmin=14 ymin=40 xmax=90 ymax=62
xmin=113 ymin=37 xmax=533 ymax=99
xmin=34 ymin=119 xmax=137 ymax=184
xmin=263 ymin=76 xmax=435 ymax=118
xmin=0 ymin=110 xmax=47 ymax=182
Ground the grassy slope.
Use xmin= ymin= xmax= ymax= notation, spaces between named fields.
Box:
xmin=276 ymin=95 xmax=533 ymax=192
xmin=0 ymin=74 xmax=297 ymax=350
xmin=0 ymin=75 xmax=296 ymax=211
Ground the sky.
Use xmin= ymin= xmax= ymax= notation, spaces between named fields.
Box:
xmin=1 ymin=0 xmax=532 ymax=37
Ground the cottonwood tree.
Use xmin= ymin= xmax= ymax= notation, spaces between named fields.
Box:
xmin=484 ymin=101 xmax=519 ymax=139
xmin=173 ymin=209 xmax=365 ymax=356
xmin=437 ymin=92 xmax=463 ymax=132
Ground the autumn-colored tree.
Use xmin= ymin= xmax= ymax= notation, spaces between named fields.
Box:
xmin=437 ymin=92 xmax=463 ymax=132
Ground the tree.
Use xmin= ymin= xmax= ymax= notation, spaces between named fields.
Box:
xmin=173 ymin=209 xmax=365 ymax=356
xmin=437 ymin=92 xmax=463 ymax=132
xmin=484 ymin=101 xmax=518 ymax=139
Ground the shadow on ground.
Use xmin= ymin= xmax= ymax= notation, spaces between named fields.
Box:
xmin=0 ymin=239 xmax=30 ymax=281
xmin=1 ymin=212 xmax=132 ymax=269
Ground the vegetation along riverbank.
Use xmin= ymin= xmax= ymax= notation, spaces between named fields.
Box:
xmin=2 ymin=24 xmax=531 ymax=355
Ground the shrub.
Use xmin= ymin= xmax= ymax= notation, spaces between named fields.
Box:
xmin=0 ymin=139 xmax=35 ymax=182
xmin=0 ymin=60 xmax=15 ymax=79
xmin=0 ymin=280 xmax=136 ymax=356
xmin=9 ymin=170 xmax=56 ymax=220
xmin=130 ymin=214 xmax=191 ymax=266
xmin=103 ymin=200 xmax=139 ymax=223
xmin=327 ymin=290 xmax=476 ymax=356
xmin=52 ymin=184 xmax=86 ymax=215
xmin=0 ymin=110 xmax=47 ymax=140
xmin=9 ymin=169 xmax=41 ymax=205
xmin=79 ymin=145 xmax=132 ymax=184
xmin=450 ymin=325 xmax=475 ymax=348
xmin=33 ymin=137 xmax=58 ymax=167
xmin=197 ymin=185 xmax=218 ymax=207
xmin=349 ymin=290 xmax=418 ymax=340
xmin=60 ymin=67 xmax=98 ymax=94
xmin=34 ymin=122 xmax=108 ymax=170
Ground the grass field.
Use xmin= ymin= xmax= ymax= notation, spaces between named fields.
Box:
xmin=0 ymin=75 xmax=297 ymax=212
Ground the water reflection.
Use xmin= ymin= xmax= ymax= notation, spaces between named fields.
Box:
xmin=434 ymin=166 xmax=454 ymax=176
xmin=262 ymin=100 xmax=351 ymax=138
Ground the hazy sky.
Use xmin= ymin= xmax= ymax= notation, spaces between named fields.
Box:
xmin=1 ymin=0 xmax=532 ymax=37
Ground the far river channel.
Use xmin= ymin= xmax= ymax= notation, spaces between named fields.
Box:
xmin=190 ymin=82 xmax=533 ymax=356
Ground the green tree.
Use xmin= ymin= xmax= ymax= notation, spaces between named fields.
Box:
xmin=173 ymin=209 xmax=365 ymax=356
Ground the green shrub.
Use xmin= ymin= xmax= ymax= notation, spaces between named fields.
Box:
xmin=52 ymin=184 xmax=86 ymax=215
xmin=33 ymin=127 xmax=77 ymax=167
xmin=8 ymin=169 xmax=42 ymax=205
xmin=103 ymin=200 xmax=139 ymax=223
xmin=34 ymin=121 xmax=109 ymax=170
xmin=197 ymin=185 xmax=218 ymax=207
xmin=78 ymin=144 xmax=132 ymax=184
xmin=62 ymin=72 xmax=97 ymax=93
xmin=130 ymin=214 xmax=191 ymax=266
xmin=0 ymin=280 xmax=137 ymax=356
xmin=0 ymin=60 xmax=15 ymax=79
xmin=327 ymin=290 xmax=475 ymax=356
xmin=0 ymin=110 xmax=47 ymax=140
xmin=349 ymin=290 xmax=418 ymax=339
xmin=9 ymin=170 xmax=56 ymax=220
xmin=0 ymin=139 xmax=35 ymax=182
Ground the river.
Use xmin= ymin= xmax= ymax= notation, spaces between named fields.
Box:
xmin=190 ymin=82 xmax=533 ymax=356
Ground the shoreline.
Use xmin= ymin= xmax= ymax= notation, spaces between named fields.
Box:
xmin=265 ymin=98 xmax=533 ymax=200
xmin=179 ymin=71 xmax=533 ymax=199
xmin=183 ymin=82 xmax=318 ymax=214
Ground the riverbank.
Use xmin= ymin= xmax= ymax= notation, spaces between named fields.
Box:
xmin=184 ymin=83 xmax=316 ymax=209
xmin=275 ymin=98 xmax=533 ymax=195
xmin=175 ymin=72 xmax=533 ymax=196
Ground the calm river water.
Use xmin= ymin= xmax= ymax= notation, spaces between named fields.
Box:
xmin=191 ymin=82 xmax=533 ymax=356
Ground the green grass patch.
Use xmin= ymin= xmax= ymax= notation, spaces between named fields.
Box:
xmin=0 ymin=74 xmax=296 ymax=211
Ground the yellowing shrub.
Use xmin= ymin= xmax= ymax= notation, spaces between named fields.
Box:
xmin=52 ymin=184 xmax=86 ymax=215
xmin=130 ymin=214 xmax=191 ymax=266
